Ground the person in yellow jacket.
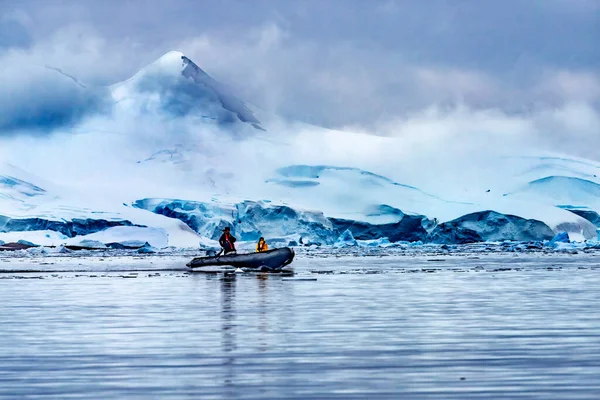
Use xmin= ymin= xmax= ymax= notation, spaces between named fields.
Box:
xmin=256 ymin=237 xmax=269 ymax=252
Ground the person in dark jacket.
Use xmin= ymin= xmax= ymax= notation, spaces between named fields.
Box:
xmin=219 ymin=226 xmax=237 ymax=255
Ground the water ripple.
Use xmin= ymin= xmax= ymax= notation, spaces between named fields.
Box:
xmin=0 ymin=254 xmax=599 ymax=399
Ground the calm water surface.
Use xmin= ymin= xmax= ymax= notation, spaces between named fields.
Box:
xmin=0 ymin=254 xmax=599 ymax=399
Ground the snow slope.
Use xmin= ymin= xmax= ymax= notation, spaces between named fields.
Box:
xmin=1 ymin=51 xmax=599 ymax=246
xmin=512 ymin=176 xmax=600 ymax=209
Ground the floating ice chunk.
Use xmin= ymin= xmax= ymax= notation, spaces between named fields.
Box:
xmin=17 ymin=239 xmax=38 ymax=247
xmin=106 ymin=240 xmax=147 ymax=249
xmin=550 ymin=232 xmax=570 ymax=245
xmin=334 ymin=229 xmax=358 ymax=247
xmin=357 ymin=237 xmax=391 ymax=247
xmin=429 ymin=211 xmax=554 ymax=243
xmin=64 ymin=226 xmax=168 ymax=249
xmin=553 ymin=241 xmax=586 ymax=251
xmin=137 ymin=242 xmax=157 ymax=253
xmin=27 ymin=246 xmax=48 ymax=255
xmin=75 ymin=240 xmax=107 ymax=249
xmin=55 ymin=245 xmax=72 ymax=254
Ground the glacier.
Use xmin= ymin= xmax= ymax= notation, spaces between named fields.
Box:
xmin=1 ymin=51 xmax=600 ymax=249
xmin=133 ymin=198 xmax=337 ymax=245
xmin=564 ymin=209 xmax=600 ymax=227
xmin=0 ymin=215 xmax=143 ymax=237
xmin=428 ymin=211 xmax=555 ymax=244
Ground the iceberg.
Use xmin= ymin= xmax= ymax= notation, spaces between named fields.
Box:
xmin=429 ymin=211 xmax=555 ymax=243
xmin=137 ymin=242 xmax=157 ymax=254
xmin=550 ymin=232 xmax=570 ymax=245
xmin=55 ymin=245 xmax=72 ymax=254
xmin=71 ymin=240 xmax=107 ymax=249
xmin=17 ymin=239 xmax=38 ymax=247
xmin=428 ymin=224 xmax=482 ymax=245
xmin=357 ymin=237 xmax=392 ymax=247
xmin=334 ymin=229 xmax=358 ymax=247
xmin=329 ymin=214 xmax=429 ymax=242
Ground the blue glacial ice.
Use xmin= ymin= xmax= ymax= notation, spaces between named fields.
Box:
xmin=550 ymin=231 xmax=570 ymax=245
xmin=74 ymin=240 xmax=107 ymax=249
xmin=0 ymin=199 xmax=587 ymax=249
xmin=133 ymin=198 xmax=565 ymax=247
xmin=17 ymin=239 xmax=38 ymax=247
xmin=137 ymin=242 xmax=157 ymax=254
xmin=563 ymin=209 xmax=600 ymax=227
xmin=357 ymin=237 xmax=392 ymax=247
xmin=330 ymin=214 xmax=430 ymax=243
xmin=134 ymin=198 xmax=435 ymax=246
xmin=429 ymin=210 xmax=555 ymax=244
xmin=0 ymin=215 xmax=145 ymax=238
xmin=133 ymin=198 xmax=337 ymax=245
xmin=334 ymin=229 xmax=358 ymax=247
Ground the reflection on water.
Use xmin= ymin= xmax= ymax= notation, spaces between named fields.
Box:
xmin=257 ymin=274 xmax=269 ymax=353
xmin=0 ymin=258 xmax=599 ymax=399
xmin=221 ymin=274 xmax=236 ymax=393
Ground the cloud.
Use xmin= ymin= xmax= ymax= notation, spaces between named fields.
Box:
xmin=534 ymin=70 xmax=600 ymax=104
xmin=0 ymin=0 xmax=598 ymax=153
xmin=0 ymin=47 xmax=115 ymax=135
xmin=0 ymin=63 xmax=112 ymax=135
xmin=0 ymin=17 xmax=33 ymax=50
xmin=0 ymin=23 xmax=135 ymax=135
xmin=176 ymin=22 xmax=600 ymax=133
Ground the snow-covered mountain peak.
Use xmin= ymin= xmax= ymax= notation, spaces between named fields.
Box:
xmin=157 ymin=50 xmax=186 ymax=63
xmin=120 ymin=51 xmax=187 ymax=84
xmin=110 ymin=51 xmax=264 ymax=130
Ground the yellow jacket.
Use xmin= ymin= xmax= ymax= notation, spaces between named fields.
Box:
xmin=256 ymin=241 xmax=269 ymax=252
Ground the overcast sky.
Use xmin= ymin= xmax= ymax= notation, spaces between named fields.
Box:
xmin=1 ymin=0 xmax=599 ymax=131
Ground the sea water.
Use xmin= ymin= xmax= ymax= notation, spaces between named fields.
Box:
xmin=0 ymin=252 xmax=599 ymax=399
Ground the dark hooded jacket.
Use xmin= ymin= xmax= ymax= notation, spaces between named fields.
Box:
xmin=219 ymin=231 xmax=237 ymax=253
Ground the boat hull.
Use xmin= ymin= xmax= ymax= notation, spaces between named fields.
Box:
xmin=186 ymin=247 xmax=295 ymax=271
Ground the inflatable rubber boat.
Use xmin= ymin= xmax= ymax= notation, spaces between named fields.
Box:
xmin=186 ymin=247 xmax=295 ymax=271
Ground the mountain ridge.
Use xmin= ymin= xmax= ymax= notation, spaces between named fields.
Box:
xmin=0 ymin=51 xmax=599 ymax=247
